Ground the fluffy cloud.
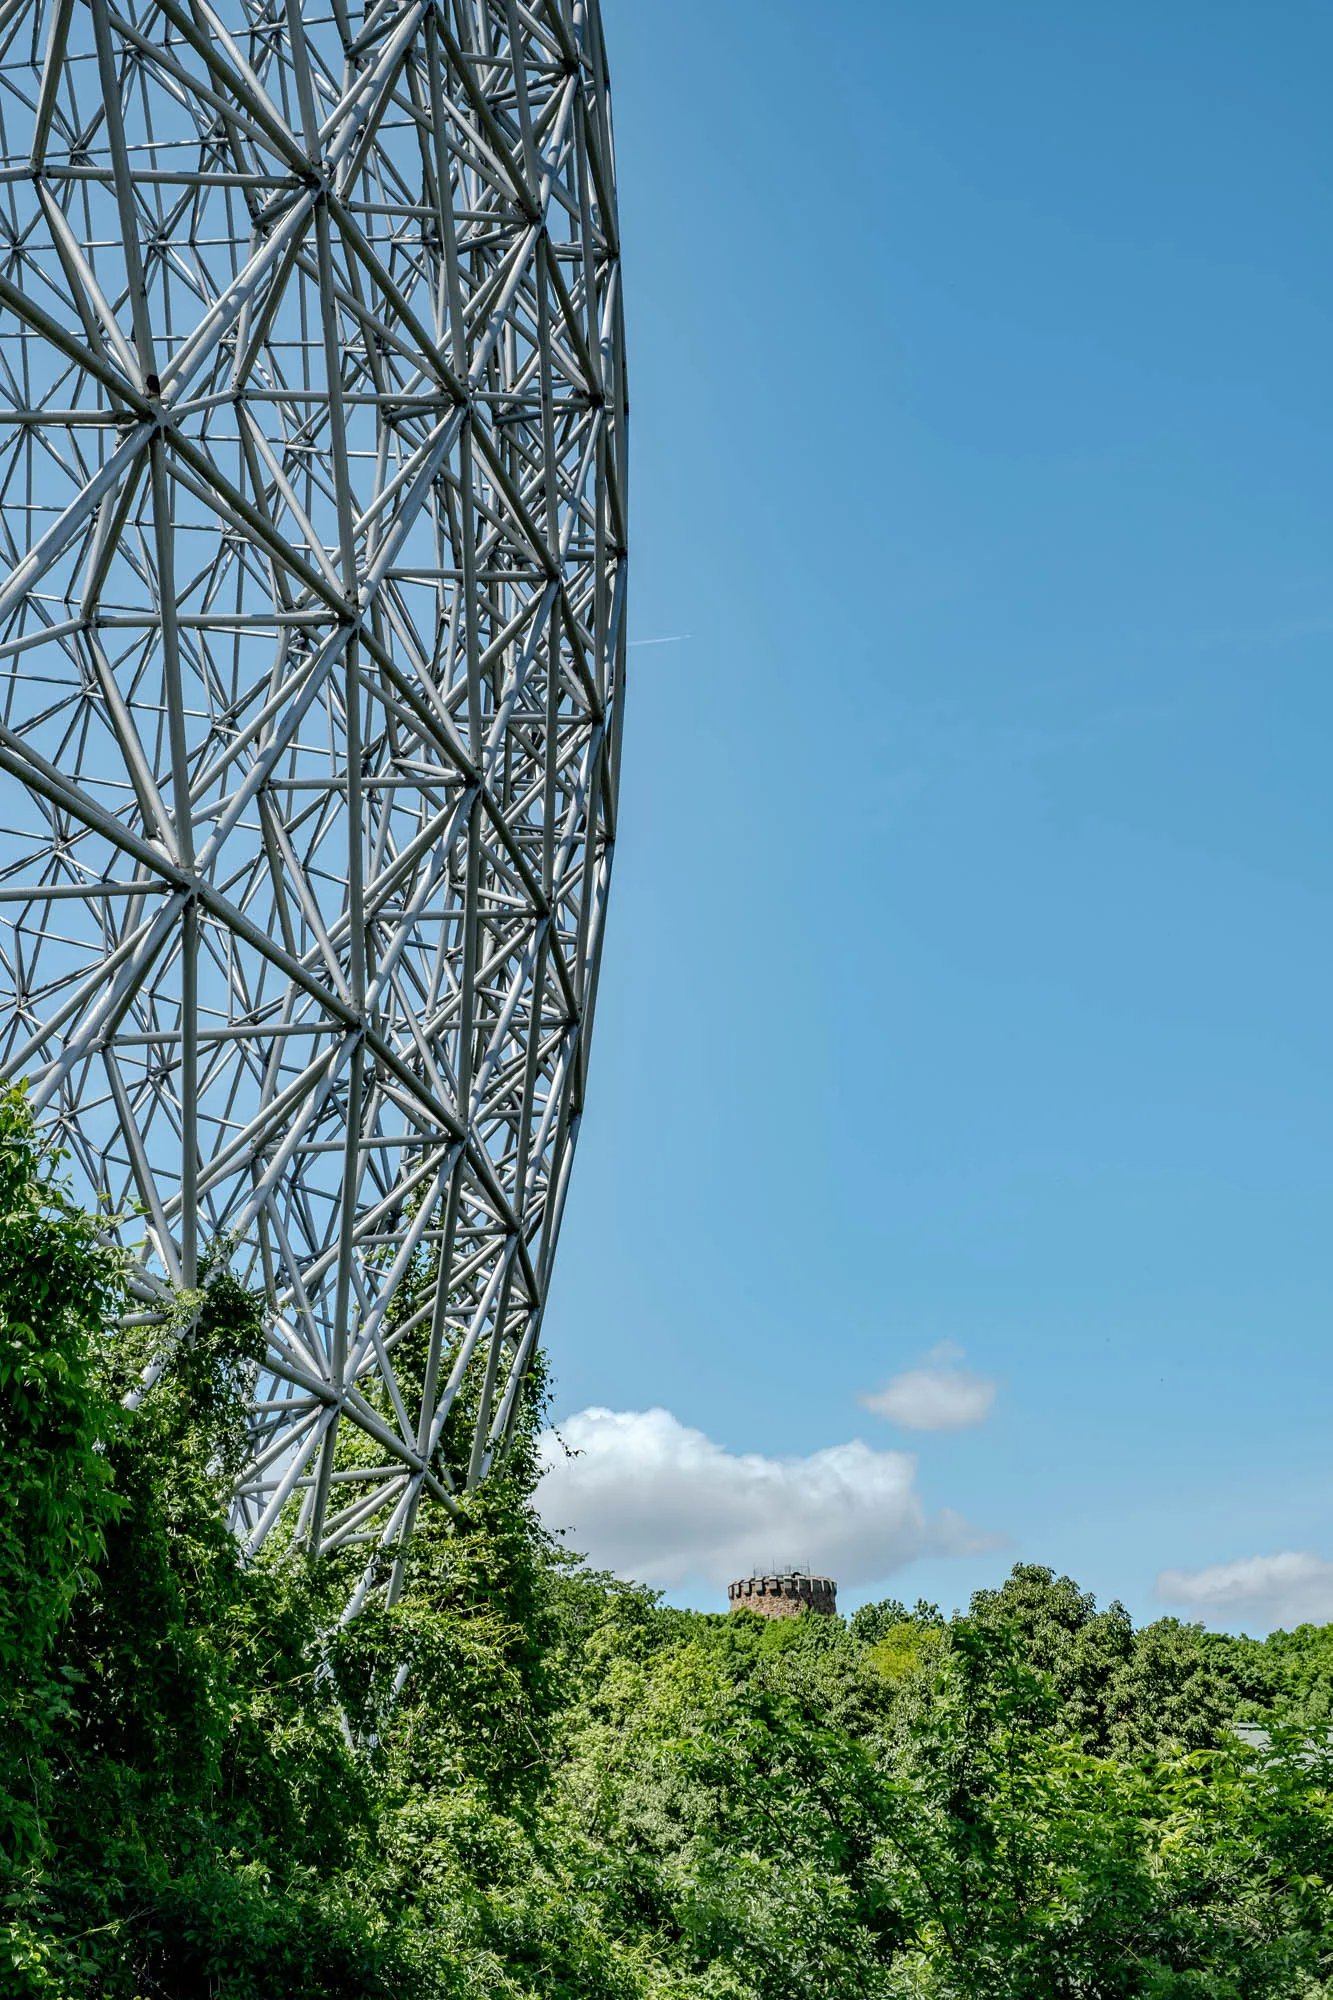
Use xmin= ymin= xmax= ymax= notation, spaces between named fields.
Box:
xmin=536 ymin=1405 xmax=999 ymax=1590
xmin=1156 ymin=1552 xmax=1333 ymax=1631
xmin=858 ymin=1344 xmax=997 ymax=1431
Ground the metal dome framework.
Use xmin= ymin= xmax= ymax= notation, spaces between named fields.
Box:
xmin=0 ymin=0 xmax=625 ymax=1608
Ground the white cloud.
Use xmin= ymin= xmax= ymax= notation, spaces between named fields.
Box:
xmin=1156 ymin=1552 xmax=1333 ymax=1632
xmin=858 ymin=1343 xmax=997 ymax=1431
xmin=536 ymin=1405 xmax=1000 ymax=1591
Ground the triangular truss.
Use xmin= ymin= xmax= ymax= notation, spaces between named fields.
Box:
xmin=0 ymin=0 xmax=625 ymax=1605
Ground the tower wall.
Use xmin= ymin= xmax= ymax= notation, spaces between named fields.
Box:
xmin=728 ymin=1573 xmax=837 ymax=1619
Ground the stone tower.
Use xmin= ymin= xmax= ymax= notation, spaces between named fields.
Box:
xmin=728 ymin=1570 xmax=837 ymax=1620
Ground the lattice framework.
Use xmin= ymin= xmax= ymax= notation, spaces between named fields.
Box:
xmin=0 ymin=0 xmax=625 ymax=1607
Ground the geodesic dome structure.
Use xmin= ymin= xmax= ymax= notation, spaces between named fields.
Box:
xmin=0 ymin=0 xmax=625 ymax=1608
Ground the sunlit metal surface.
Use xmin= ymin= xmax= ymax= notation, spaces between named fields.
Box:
xmin=0 ymin=0 xmax=625 ymax=1606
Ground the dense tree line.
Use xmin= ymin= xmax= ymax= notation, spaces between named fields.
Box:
xmin=3 ymin=1091 xmax=1333 ymax=1997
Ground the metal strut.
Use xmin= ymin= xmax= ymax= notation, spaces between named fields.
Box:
xmin=0 ymin=0 xmax=626 ymax=1610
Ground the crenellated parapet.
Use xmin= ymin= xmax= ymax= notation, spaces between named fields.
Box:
xmin=728 ymin=1572 xmax=837 ymax=1619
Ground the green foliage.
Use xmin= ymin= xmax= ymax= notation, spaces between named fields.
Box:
xmin=0 ymin=1089 xmax=124 ymax=1866
xmin=4 ymin=1103 xmax=1333 ymax=1994
xmin=965 ymin=1563 xmax=1237 ymax=1757
xmin=864 ymin=1619 xmax=1333 ymax=1996
xmin=849 ymin=1597 xmax=943 ymax=1647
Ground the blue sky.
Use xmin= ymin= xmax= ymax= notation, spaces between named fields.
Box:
xmin=537 ymin=0 xmax=1333 ymax=1632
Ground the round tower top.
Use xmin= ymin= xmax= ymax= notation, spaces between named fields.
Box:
xmin=727 ymin=1571 xmax=837 ymax=1620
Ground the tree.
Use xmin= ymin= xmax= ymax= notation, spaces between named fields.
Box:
xmin=0 ymin=1089 xmax=123 ymax=1865
xmin=5 ymin=1093 xmax=1333 ymax=1996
